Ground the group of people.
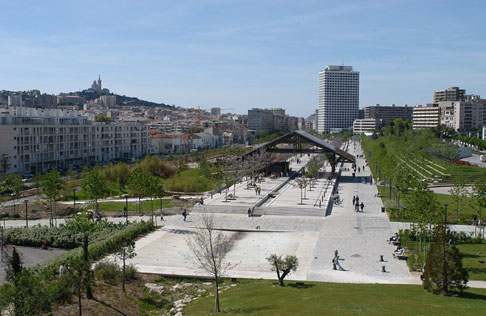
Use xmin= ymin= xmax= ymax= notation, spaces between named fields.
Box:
xmin=352 ymin=195 xmax=365 ymax=212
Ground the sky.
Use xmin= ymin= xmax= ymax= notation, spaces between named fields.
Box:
xmin=0 ymin=0 xmax=485 ymax=117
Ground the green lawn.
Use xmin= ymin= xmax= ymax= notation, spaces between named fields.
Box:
xmin=377 ymin=186 xmax=480 ymax=225
xmin=457 ymin=244 xmax=486 ymax=281
xmin=183 ymin=280 xmax=486 ymax=316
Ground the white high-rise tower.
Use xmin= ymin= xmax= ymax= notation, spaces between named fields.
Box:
xmin=317 ymin=65 xmax=359 ymax=134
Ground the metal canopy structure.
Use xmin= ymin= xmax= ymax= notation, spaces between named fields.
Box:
xmin=241 ymin=130 xmax=355 ymax=173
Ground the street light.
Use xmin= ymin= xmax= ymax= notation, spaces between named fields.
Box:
xmin=73 ymin=188 xmax=76 ymax=209
xmin=24 ymin=200 xmax=29 ymax=228
xmin=442 ymin=202 xmax=449 ymax=293
xmin=124 ymin=194 xmax=129 ymax=224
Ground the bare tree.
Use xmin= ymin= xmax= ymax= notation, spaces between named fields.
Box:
xmin=186 ymin=211 xmax=234 ymax=313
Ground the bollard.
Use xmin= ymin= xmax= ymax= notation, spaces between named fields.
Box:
xmin=319 ymin=201 xmax=321 ymax=208
xmin=381 ymin=206 xmax=385 ymax=213
xmin=380 ymin=255 xmax=384 ymax=262
xmin=382 ymin=266 xmax=386 ymax=273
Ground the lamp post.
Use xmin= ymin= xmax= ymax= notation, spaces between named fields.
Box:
xmin=24 ymin=200 xmax=29 ymax=228
xmin=73 ymin=188 xmax=76 ymax=209
xmin=124 ymin=194 xmax=129 ymax=224
xmin=442 ymin=203 xmax=449 ymax=294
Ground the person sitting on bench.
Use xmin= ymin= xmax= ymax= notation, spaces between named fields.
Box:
xmin=393 ymin=246 xmax=404 ymax=258
xmin=388 ymin=233 xmax=399 ymax=244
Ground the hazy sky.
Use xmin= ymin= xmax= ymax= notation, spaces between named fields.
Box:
xmin=1 ymin=0 xmax=485 ymax=116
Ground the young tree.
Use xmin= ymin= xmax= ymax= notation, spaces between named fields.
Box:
xmin=65 ymin=211 xmax=101 ymax=299
xmin=422 ymin=225 xmax=468 ymax=295
xmin=127 ymin=167 xmax=150 ymax=215
xmin=113 ymin=238 xmax=137 ymax=292
xmin=186 ymin=211 xmax=234 ymax=313
xmin=42 ymin=169 xmax=62 ymax=227
xmin=2 ymin=174 xmax=23 ymax=214
xmin=0 ymin=154 xmax=11 ymax=175
xmin=82 ymin=168 xmax=107 ymax=218
xmin=32 ymin=172 xmax=42 ymax=196
xmin=146 ymin=175 xmax=161 ymax=224
xmin=449 ymin=176 xmax=468 ymax=222
xmin=293 ymin=177 xmax=308 ymax=204
xmin=471 ymin=176 xmax=486 ymax=229
xmin=266 ymin=254 xmax=299 ymax=286
xmin=68 ymin=257 xmax=91 ymax=316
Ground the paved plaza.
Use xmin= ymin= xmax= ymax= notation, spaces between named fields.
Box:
xmin=107 ymin=142 xmax=419 ymax=285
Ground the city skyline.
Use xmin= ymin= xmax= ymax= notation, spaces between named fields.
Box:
xmin=1 ymin=0 xmax=485 ymax=117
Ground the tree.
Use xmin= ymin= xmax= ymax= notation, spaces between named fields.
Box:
xmin=145 ymin=175 xmax=161 ymax=224
xmin=42 ymin=169 xmax=63 ymax=226
xmin=32 ymin=172 xmax=42 ymax=196
xmin=113 ymin=238 xmax=137 ymax=292
xmin=68 ymin=257 xmax=91 ymax=316
xmin=293 ymin=177 xmax=308 ymax=204
xmin=2 ymin=174 xmax=23 ymax=214
xmin=266 ymin=254 xmax=299 ymax=286
xmin=82 ymin=168 xmax=107 ymax=217
xmin=186 ymin=211 xmax=234 ymax=313
xmin=0 ymin=247 xmax=51 ymax=315
xmin=422 ymin=225 xmax=468 ymax=295
xmin=471 ymin=176 xmax=486 ymax=229
xmin=449 ymin=176 xmax=468 ymax=222
xmin=65 ymin=211 xmax=101 ymax=299
xmin=0 ymin=154 xmax=11 ymax=175
xmin=127 ymin=167 xmax=150 ymax=215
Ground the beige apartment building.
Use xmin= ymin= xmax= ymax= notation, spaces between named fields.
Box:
xmin=412 ymin=104 xmax=441 ymax=129
xmin=0 ymin=107 xmax=149 ymax=175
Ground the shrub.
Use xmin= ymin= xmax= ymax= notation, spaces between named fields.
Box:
xmin=125 ymin=264 xmax=138 ymax=281
xmin=94 ymin=261 xmax=121 ymax=284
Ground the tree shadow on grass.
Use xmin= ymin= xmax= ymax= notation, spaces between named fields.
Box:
xmin=288 ymin=282 xmax=316 ymax=289
xmin=462 ymin=253 xmax=480 ymax=259
xmin=92 ymin=298 xmax=128 ymax=316
xmin=224 ymin=306 xmax=272 ymax=313
xmin=455 ymin=291 xmax=486 ymax=300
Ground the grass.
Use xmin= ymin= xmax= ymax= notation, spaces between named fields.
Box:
xmin=457 ymin=244 xmax=486 ymax=281
xmin=376 ymin=186 xmax=481 ymax=225
xmin=183 ymin=279 xmax=486 ymax=316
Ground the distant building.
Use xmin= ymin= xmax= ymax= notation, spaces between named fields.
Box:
xmin=317 ymin=65 xmax=359 ymax=134
xmin=248 ymin=108 xmax=275 ymax=131
xmin=8 ymin=95 xmax=22 ymax=107
xmin=364 ymin=104 xmax=413 ymax=126
xmin=433 ymin=87 xmax=465 ymax=103
xmin=412 ymin=104 xmax=441 ymax=129
xmin=438 ymin=95 xmax=486 ymax=132
xmin=211 ymin=107 xmax=221 ymax=116
xmin=353 ymin=118 xmax=381 ymax=134
xmin=99 ymin=95 xmax=117 ymax=108
xmin=0 ymin=106 xmax=149 ymax=175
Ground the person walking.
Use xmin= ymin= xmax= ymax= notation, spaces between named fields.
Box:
xmin=370 ymin=175 xmax=373 ymax=185
xmin=352 ymin=195 xmax=356 ymax=206
xmin=360 ymin=202 xmax=364 ymax=212
xmin=333 ymin=255 xmax=346 ymax=271
xmin=247 ymin=208 xmax=252 ymax=217
xmin=182 ymin=209 xmax=187 ymax=221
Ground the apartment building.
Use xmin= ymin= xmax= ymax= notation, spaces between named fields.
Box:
xmin=364 ymin=104 xmax=413 ymax=126
xmin=0 ymin=106 xmax=149 ymax=175
xmin=412 ymin=104 xmax=441 ymax=129
xmin=353 ymin=118 xmax=381 ymax=134
xmin=317 ymin=65 xmax=359 ymax=134
xmin=438 ymin=95 xmax=486 ymax=132
xmin=433 ymin=87 xmax=465 ymax=103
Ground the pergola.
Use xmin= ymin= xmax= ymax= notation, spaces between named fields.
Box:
xmin=241 ymin=130 xmax=356 ymax=173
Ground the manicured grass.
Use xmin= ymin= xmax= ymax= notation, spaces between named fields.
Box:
xmin=377 ymin=186 xmax=480 ymax=225
xmin=184 ymin=279 xmax=486 ymax=316
xmin=457 ymin=244 xmax=486 ymax=281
